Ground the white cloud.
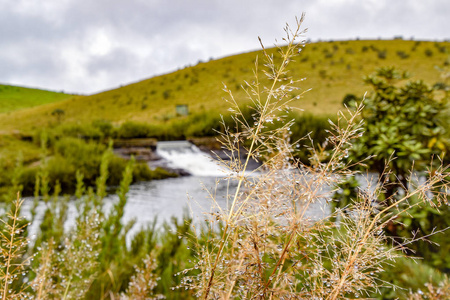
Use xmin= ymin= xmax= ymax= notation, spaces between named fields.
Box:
xmin=85 ymin=28 xmax=115 ymax=56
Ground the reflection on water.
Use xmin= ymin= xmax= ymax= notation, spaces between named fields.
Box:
xmin=107 ymin=176 xmax=236 ymax=233
xmin=22 ymin=175 xmax=238 ymax=238
xmin=23 ymin=173 xmax=330 ymax=240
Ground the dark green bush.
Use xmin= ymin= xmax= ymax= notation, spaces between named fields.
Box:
xmin=342 ymin=93 xmax=359 ymax=107
xmin=92 ymin=119 xmax=115 ymax=137
xmin=162 ymin=89 xmax=172 ymax=99
xmin=396 ymin=50 xmax=410 ymax=59
xmin=425 ymin=48 xmax=434 ymax=57
xmin=183 ymin=114 xmax=222 ymax=137
xmin=56 ymin=123 xmax=105 ymax=140
xmin=377 ymin=50 xmax=387 ymax=59
xmin=289 ymin=113 xmax=333 ymax=163
xmin=116 ymin=121 xmax=152 ymax=139
xmin=54 ymin=137 xmax=104 ymax=183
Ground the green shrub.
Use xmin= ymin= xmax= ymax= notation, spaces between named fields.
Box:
xmin=289 ymin=113 xmax=334 ymax=163
xmin=56 ymin=123 xmax=105 ymax=140
xmin=92 ymin=119 xmax=115 ymax=137
xmin=377 ymin=49 xmax=387 ymax=59
xmin=342 ymin=93 xmax=358 ymax=107
xmin=183 ymin=114 xmax=222 ymax=137
xmin=396 ymin=50 xmax=410 ymax=59
xmin=162 ymin=89 xmax=171 ymax=99
xmin=116 ymin=121 xmax=152 ymax=139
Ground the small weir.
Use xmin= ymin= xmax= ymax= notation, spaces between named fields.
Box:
xmin=156 ymin=141 xmax=228 ymax=177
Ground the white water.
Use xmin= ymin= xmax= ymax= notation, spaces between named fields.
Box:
xmin=156 ymin=141 xmax=228 ymax=176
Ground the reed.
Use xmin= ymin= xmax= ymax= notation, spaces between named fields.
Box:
xmin=176 ymin=15 xmax=450 ymax=299
xmin=0 ymin=193 xmax=33 ymax=299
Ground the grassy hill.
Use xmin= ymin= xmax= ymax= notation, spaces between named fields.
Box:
xmin=0 ymin=84 xmax=74 ymax=114
xmin=0 ymin=39 xmax=448 ymax=134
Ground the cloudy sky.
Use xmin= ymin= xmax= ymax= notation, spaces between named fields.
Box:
xmin=0 ymin=0 xmax=448 ymax=95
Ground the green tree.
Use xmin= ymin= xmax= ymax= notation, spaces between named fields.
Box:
xmin=331 ymin=67 xmax=450 ymax=274
xmin=352 ymin=67 xmax=448 ymax=202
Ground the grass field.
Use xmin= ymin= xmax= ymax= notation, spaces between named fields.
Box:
xmin=0 ymin=39 xmax=448 ymax=133
xmin=0 ymin=84 xmax=74 ymax=114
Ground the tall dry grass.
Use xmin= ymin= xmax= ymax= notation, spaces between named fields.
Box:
xmin=176 ymin=15 xmax=450 ymax=299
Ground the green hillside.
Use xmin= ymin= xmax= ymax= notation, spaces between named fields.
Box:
xmin=0 ymin=39 xmax=448 ymax=134
xmin=0 ymin=84 xmax=74 ymax=114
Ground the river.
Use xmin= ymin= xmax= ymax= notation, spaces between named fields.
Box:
xmin=22 ymin=141 xmax=330 ymax=239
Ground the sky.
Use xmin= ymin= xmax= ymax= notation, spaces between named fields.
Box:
xmin=0 ymin=0 xmax=449 ymax=95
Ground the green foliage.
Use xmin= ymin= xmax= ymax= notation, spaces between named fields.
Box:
xmin=51 ymin=108 xmax=65 ymax=123
xmin=13 ymin=146 xmax=192 ymax=299
xmin=342 ymin=93 xmax=358 ymax=108
xmin=288 ymin=113 xmax=334 ymax=163
xmin=116 ymin=121 xmax=154 ymax=139
xmin=377 ymin=255 xmax=448 ymax=299
xmin=11 ymin=136 xmax=171 ymax=196
xmin=394 ymin=196 xmax=450 ymax=273
xmin=396 ymin=50 xmax=410 ymax=59
xmin=0 ymin=196 xmax=31 ymax=299
xmin=352 ymin=67 xmax=447 ymax=193
xmin=52 ymin=122 xmax=109 ymax=140
xmin=335 ymin=66 xmax=450 ymax=278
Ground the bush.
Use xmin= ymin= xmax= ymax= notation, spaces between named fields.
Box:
xmin=116 ymin=121 xmax=152 ymax=139
xmin=377 ymin=49 xmax=387 ymax=59
xmin=342 ymin=93 xmax=358 ymax=107
xmin=56 ymin=123 xmax=105 ymax=140
xmin=183 ymin=114 xmax=222 ymax=137
xmin=396 ymin=50 xmax=410 ymax=59
xmin=92 ymin=119 xmax=115 ymax=137
xmin=162 ymin=89 xmax=171 ymax=99
xmin=288 ymin=113 xmax=333 ymax=163
xmin=345 ymin=47 xmax=355 ymax=54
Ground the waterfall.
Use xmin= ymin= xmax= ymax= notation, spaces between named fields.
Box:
xmin=156 ymin=141 xmax=227 ymax=177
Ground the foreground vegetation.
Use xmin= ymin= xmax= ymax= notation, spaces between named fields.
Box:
xmin=0 ymin=15 xmax=449 ymax=300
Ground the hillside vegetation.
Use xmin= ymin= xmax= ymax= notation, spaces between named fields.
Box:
xmin=0 ymin=39 xmax=448 ymax=133
xmin=0 ymin=84 xmax=73 ymax=115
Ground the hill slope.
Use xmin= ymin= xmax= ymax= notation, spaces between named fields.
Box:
xmin=0 ymin=39 xmax=448 ymax=133
xmin=0 ymin=84 xmax=74 ymax=114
